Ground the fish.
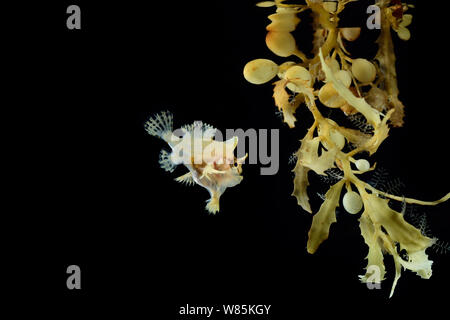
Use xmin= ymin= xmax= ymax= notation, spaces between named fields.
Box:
xmin=145 ymin=111 xmax=247 ymax=214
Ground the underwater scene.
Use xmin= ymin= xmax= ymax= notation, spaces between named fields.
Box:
xmin=21 ymin=0 xmax=450 ymax=317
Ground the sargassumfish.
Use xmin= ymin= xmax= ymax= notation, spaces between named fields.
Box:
xmin=145 ymin=111 xmax=247 ymax=214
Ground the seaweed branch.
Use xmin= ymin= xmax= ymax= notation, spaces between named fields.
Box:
xmin=244 ymin=0 xmax=449 ymax=297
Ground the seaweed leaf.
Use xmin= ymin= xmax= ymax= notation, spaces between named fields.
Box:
xmin=307 ymin=180 xmax=345 ymax=253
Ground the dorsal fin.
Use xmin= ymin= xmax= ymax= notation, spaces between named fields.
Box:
xmin=181 ymin=121 xmax=216 ymax=139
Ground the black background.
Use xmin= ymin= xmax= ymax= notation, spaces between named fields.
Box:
xmin=11 ymin=0 xmax=450 ymax=316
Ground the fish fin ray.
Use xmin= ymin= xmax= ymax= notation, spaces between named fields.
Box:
xmin=159 ymin=149 xmax=176 ymax=172
xmin=175 ymin=172 xmax=195 ymax=186
xmin=205 ymin=195 xmax=220 ymax=214
xmin=145 ymin=111 xmax=173 ymax=142
xmin=182 ymin=121 xmax=216 ymax=139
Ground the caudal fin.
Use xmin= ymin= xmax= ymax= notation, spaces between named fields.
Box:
xmin=145 ymin=111 xmax=173 ymax=143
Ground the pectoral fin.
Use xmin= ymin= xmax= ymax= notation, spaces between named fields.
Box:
xmin=175 ymin=172 xmax=195 ymax=186
xmin=159 ymin=149 xmax=177 ymax=172
xmin=200 ymin=164 xmax=226 ymax=180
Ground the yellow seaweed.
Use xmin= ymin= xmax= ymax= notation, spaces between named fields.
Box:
xmin=243 ymin=0 xmax=449 ymax=297
xmin=307 ymin=180 xmax=345 ymax=254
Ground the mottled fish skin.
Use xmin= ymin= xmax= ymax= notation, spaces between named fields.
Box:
xmin=145 ymin=111 xmax=246 ymax=214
